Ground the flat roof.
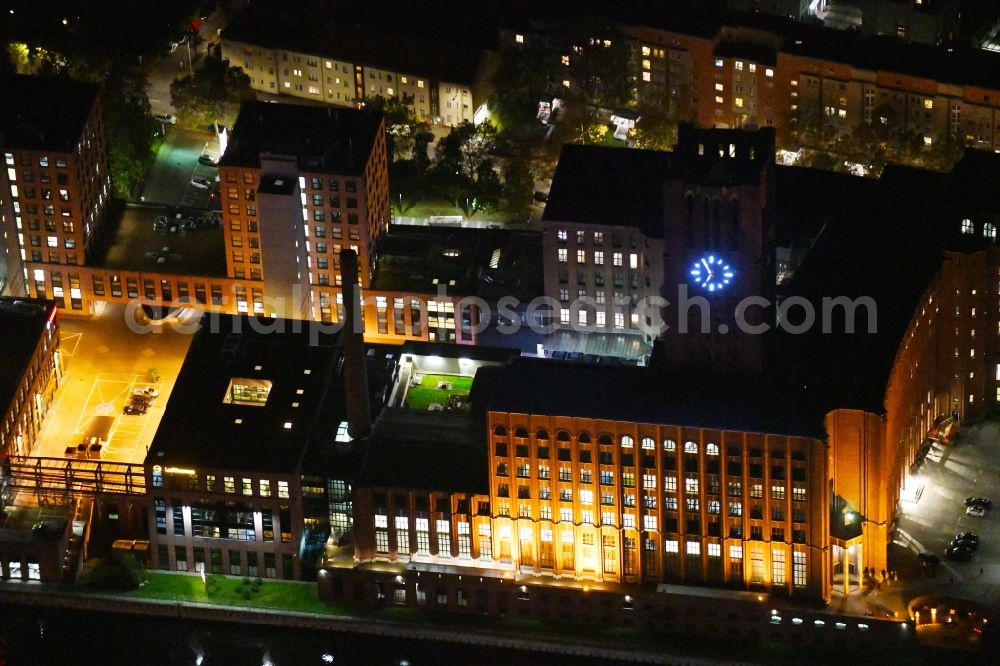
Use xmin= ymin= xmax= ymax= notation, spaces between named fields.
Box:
xmin=0 ymin=298 xmax=54 ymax=415
xmin=0 ymin=74 xmax=100 ymax=152
xmin=145 ymin=315 xmax=349 ymax=474
xmin=220 ymin=101 xmax=382 ymax=175
xmin=473 ymin=357 xmax=828 ymax=440
xmin=371 ymin=225 xmax=543 ymax=300
xmin=360 ymin=409 xmax=487 ymax=494
xmin=542 ymin=145 xmax=674 ymax=238
xmin=92 ymin=203 xmax=227 ymax=277
xmin=222 ymin=1 xmax=486 ymax=85
xmin=543 ymin=127 xmax=771 ymax=238
xmin=773 ymin=149 xmax=1000 ymax=415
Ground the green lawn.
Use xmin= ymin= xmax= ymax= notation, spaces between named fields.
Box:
xmin=128 ymin=572 xmax=345 ymax=615
xmin=404 ymin=373 xmax=473 ymax=411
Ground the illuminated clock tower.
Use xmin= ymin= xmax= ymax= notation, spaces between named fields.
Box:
xmin=657 ymin=125 xmax=775 ymax=374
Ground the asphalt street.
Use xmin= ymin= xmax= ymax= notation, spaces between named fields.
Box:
xmin=890 ymin=420 xmax=1000 ymax=607
xmin=141 ymin=127 xmax=220 ymax=209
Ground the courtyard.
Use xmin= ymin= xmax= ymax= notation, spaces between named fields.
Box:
xmin=402 ymin=373 xmax=473 ymax=411
xmin=889 ymin=420 xmax=1000 ymax=611
xmin=32 ymin=303 xmax=197 ymax=465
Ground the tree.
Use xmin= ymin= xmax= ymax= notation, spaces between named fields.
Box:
xmin=170 ymin=54 xmax=252 ymax=131
xmin=413 ymin=129 xmax=434 ymax=173
xmin=628 ymin=99 xmax=678 ymax=151
xmin=432 ymin=121 xmax=497 ymax=183
xmin=489 ymin=42 xmax=559 ymax=138
xmin=503 ymin=155 xmax=535 ymax=217
xmin=364 ymin=94 xmax=422 ymax=161
xmin=102 ymin=68 xmax=158 ymax=198
xmin=563 ymin=19 xmax=633 ymax=110
xmin=471 ymin=159 xmax=502 ymax=216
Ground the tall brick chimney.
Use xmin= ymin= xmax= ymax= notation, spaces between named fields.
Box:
xmin=339 ymin=249 xmax=370 ymax=439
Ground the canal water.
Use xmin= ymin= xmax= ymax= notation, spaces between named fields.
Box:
xmin=0 ymin=604 xmax=623 ymax=665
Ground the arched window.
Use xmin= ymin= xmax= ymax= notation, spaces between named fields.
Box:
xmin=598 ymin=434 xmax=613 ymax=445
xmin=535 ymin=429 xmax=550 ymax=440
xmin=493 ymin=425 xmax=507 ymax=436
xmin=961 ymin=218 xmax=974 ymax=234
xmin=641 ymin=437 xmax=655 ymax=450
xmin=578 ymin=432 xmax=592 ymax=444
xmin=663 ymin=439 xmax=677 ymax=452
xmin=684 ymin=441 xmax=698 ymax=454
xmin=706 ymin=443 xmax=720 ymax=456
xmin=621 ymin=435 xmax=634 ymax=448
xmin=556 ymin=430 xmax=571 ymax=442
xmin=514 ymin=427 xmax=529 ymax=438
xmin=985 ymin=223 xmax=996 ymax=240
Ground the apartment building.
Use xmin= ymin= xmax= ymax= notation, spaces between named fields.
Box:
xmin=727 ymin=0 xmax=961 ymax=45
xmin=221 ymin=4 xmax=489 ymax=127
xmin=0 ymin=298 xmax=61 ymax=459
xmin=0 ymin=74 xmax=111 ymax=300
xmin=503 ymin=6 xmax=1000 ymax=152
xmin=218 ymin=101 xmax=390 ymax=320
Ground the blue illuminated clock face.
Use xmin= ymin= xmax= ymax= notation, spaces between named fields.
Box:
xmin=690 ymin=255 xmax=734 ymax=292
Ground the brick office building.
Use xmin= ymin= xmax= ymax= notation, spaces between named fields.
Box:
xmin=0 ymin=74 xmax=111 ymax=302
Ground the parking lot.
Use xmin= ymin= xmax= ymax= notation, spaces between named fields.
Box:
xmin=95 ymin=203 xmax=226 ymax=277
xmin=141 ymin=126 xmax=221 ymax=209
xmin=32 ymin=303 xmax=197 ymax=465
xmin=891 ymin=420 xmax=1000 ymax=606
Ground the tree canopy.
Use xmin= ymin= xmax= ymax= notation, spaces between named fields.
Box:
xmin=170 ymin=54 xmax=252 ymax=130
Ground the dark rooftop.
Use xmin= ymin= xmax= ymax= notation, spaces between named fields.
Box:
xmin=222 ymin=1 xmax=486 ymax=86
xmin=371 ymin=225 xmax=543 ymax=300
xmin=542 ymin=144 xmax=674 ymax=238
xmin=146 ymin=315 xmax=349 ymax=475
xmin=473 ymin=357 xmax=828 ymax=440
xmin=92 ymin=203 xmax=227 ymax=277
xmin=543 ymin=126 xmax=772 ymax=237
xmin=772 ymin=149 xmax=1000 ymax=415
xmin=220 ymin=101 xmax=383 ymax=175
xmin=0 ymin=74 xmax=100 ymax=152
xmin=359 ymin=409 xmax=487 ymax=494
xmin=0 ymin=298 xmax=54 ymax=416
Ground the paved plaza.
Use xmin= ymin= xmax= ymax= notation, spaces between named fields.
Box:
xmin=33 ymin=303 xmax=198 ymax=465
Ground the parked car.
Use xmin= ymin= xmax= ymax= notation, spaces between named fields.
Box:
xmin=198 ymin=154 xmax=218 ymax=167
xmin=965 ymin=497 xmax=992 ymax=509
xmin=153 ymin=113 xmax=176 ymax=125
xmin=190 ymin=176 xmax=211 ymax=190
xmin=945 ymin=545 xmax=975 ymax=561
xmin=955 ymin=531 xmax=980 ymax=545
xmin=967 ymin=504 xmax=986 ymax=517
xmin=134 ymin=386 xmax=159 ymax=400
xmin=122 ymin=400 xmax=148 ymax=416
